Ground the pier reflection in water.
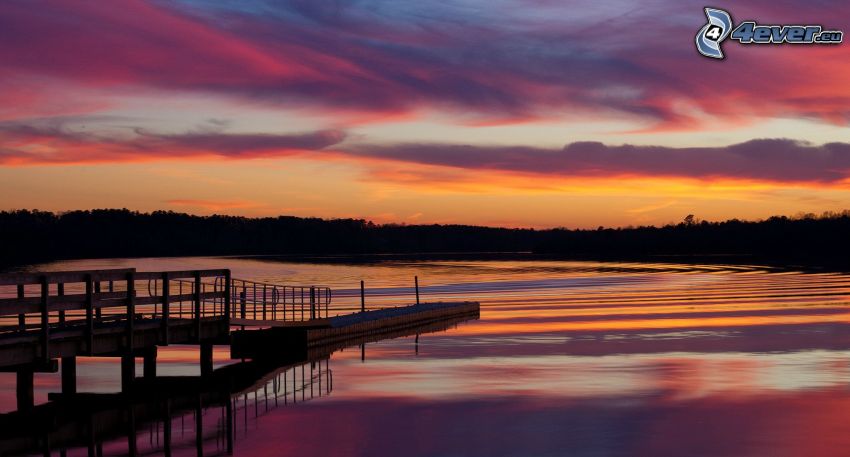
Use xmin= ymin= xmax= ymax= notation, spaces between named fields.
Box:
xmin=0 ymin=357 xmax=332 ymax=456
xmin=0 ymin=314 xmax=475 ymax=456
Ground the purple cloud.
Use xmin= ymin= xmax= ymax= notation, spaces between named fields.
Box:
xmin=0 ymin=118 xmax=345 ymax=163
xmin=344 ymin=139 xmax=850 ymax=183
xmin=1 ymin=0 xmax=849 ymax=128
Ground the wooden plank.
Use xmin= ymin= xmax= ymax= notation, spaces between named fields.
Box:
xmin=0 ymin=287 xmax=123 ymax=314
xmin=93 ymin=292 xmax=132 ymax=308
xmin=231 ymin=302 xmax=479 ymax=360
xmin=0 ymin=290 xmax=209 ymax=316
xmin=306 ymin=302 xmax=480 ymax=348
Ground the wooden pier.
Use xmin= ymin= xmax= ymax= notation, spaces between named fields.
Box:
xmin=0 ymin=268 xmax=479 ymax=413
xmin=0 ymin=293 xmax=478 ymax=456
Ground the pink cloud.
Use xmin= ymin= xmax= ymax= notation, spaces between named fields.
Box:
xmin=2 ymin=0 xmax=848 ymax=130
xmin=0 ymin=119 xmax=346 ymax=164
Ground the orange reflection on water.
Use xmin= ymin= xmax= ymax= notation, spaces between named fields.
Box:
xmin=455 ymin=312 xmax=850 ymax=335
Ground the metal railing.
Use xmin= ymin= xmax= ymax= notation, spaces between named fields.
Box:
xmin=230 ymin=278 xmax=332 ymax=321
xmin=159 ymin=277 xmax=333 ymax=322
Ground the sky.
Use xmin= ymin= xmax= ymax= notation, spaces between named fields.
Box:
xmin=1 ymin=0 xmax=850 ymax=228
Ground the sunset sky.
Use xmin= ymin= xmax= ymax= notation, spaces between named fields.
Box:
xmin=2 ymin=0 xmax=850 ymax=228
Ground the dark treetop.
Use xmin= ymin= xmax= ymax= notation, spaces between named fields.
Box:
xmin=1 ymin=209 xmax=849 ymax=269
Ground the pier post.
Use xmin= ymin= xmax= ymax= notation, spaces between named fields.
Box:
xmin=200 ymin=342 xmax=213 ymax=377
xmin=126 ymin=271 xmax=135 ymax=351
xmin=161 ymin=272 xmax=170 ymax=345
xmin=95 ymin=282 xmax=102 ymax=320
xmin=16 ymin=368 xmax=34 ymax=411
xmin=415 ymin=276 xmax=420 ymax=305
xmin=193 ymin=271 xmax=202 ymax=341
xmin=61 ymin=356 xmax=77 ymax=395
xmin=58 ymin=282 xmax=66 ymax=325
xmin=224 ymin=270 xmax=232 ymax=324
xmin=360 ymin=280 xmax=365 ymax=313
xmin=40 ymin=276 xmax=50 ymax=361
xmin=121 ymin=354 xmax=135 ymax=393
xmin=143 ymin=347 xmax=157 ymax=379
xmin=310 ymin=287 xmax=316 ymax=320
xmin=85 ymin=275 xmax=94 ymax=355
xmin=17 ymin=284 xmax=25 ymax=331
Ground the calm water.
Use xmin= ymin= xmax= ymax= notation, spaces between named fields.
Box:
xmin=4 ymin=257 xmax=850 ymax=456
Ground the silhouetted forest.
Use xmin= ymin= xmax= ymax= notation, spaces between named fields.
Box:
xmin=2 ymin=209 xmax=849 ymax=268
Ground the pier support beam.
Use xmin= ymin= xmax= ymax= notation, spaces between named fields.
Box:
xmin=163 ymin=400 xmax=173 ymax=457
xmin=200 ymin=342 xmax=213 ymax=377
xmin=61 ymin=356 xmax=77 ymax=395
xmin=127 ymin=405 xmax=137 ymax=457
xmin=143 ymin=347 xmax=157 ymax=379
xmin=225 ymin=397 xmax=233 ymax=454
xmin=121 ymin=355 xmax=135 ymax=393
xmin=16 ymin=368 xmax=34 ymax=411
xmin=195 ymin=396 xmax=204 ymax=456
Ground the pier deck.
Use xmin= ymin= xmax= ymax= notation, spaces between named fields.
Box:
xmin=232 ymin=301 xmax=480 ymax=359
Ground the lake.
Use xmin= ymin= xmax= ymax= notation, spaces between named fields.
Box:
xmin=3 ymin=257 xmax=850 ymax=456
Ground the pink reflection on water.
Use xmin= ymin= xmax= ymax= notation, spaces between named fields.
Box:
xmin=225 ymin=390 xmax=850 ymax=457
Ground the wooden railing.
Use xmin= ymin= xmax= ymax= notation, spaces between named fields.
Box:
xmin=0 ymin=268 xmax=231 ymax=359
xmin=0 ymin=267 xmax=338 ymax=364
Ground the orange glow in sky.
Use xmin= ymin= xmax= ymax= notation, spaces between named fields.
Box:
xmin=2 ymin=1 xmax=850 ymax=227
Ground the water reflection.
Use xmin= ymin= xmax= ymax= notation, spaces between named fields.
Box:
xmin=6 ymin=258 xmax=850 ymax=456
xmin=0 ymin=358 xmax=333 ymax=456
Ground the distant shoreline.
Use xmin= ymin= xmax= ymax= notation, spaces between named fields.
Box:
xmin=2 ymin=209 xmax=849 ymax=272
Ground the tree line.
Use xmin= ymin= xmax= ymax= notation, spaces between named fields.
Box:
xmin=1 ymin=209 xmax=849 ymax=268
